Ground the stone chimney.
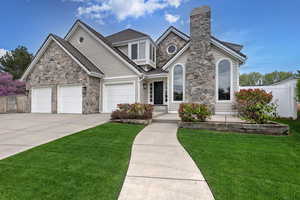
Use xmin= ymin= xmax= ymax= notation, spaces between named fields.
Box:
xmin=185 ymin=6 xmax=215 ymax=111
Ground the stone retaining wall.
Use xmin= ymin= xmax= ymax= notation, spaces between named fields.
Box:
xmin=178 ymin=121 xmax=289 ymax=135
xmin=0 ymin=95 xmax=28 ymax=113
xmin=111 ymin=119 xmax=152 ymax=125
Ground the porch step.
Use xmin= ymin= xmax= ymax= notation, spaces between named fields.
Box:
xmin=152 ymin=113 xmax=180 ymax=124
xmin=153 ymin=105 xmax=168 ymax=112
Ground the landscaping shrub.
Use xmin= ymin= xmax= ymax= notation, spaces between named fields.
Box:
xmin=235 ymin=89 xmax=277 ymax=124
xmin=179 ymin=103 xmax=212 ymax=122
xmin=111 ymin=103 xmax=154 ymax=120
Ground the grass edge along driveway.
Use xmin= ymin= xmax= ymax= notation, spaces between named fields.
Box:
xmin=0 ymin=122 xmax=144 ymax=200
xmin=178 ymin=119 xmax=300 ymax=200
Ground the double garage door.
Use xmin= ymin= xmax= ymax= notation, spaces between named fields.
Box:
xmin=31 ymin=83 xmax=135 ymax=113
xmin=31 ymin=86 xmax=82 ymax=114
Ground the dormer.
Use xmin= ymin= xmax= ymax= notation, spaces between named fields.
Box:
xmin=106 ymin=29 xmax=156 ymax=70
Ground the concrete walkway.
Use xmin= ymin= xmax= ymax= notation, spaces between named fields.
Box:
xmin=118 ymin=123 xmax=215 ymax=200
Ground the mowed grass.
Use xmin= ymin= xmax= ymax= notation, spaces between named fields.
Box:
xmin=178 ymin=119 xmax=300 ymax=200
xmin=0 ymin=122 xmax=144 ymax=200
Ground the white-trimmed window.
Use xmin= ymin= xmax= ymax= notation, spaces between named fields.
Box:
xmin=129 ymin=41 xmax=146 ymax=60
xmin=167 ymin=44 xmax=177 ymax=54
xmin=217 ymin=59 xmax=232 ymax=101
xmin=172 ymin=64 xmax=184 ymax=102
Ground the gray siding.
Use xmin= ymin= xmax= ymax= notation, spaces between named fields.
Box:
xmin=68 ymin=26 xmax=137 ymax=77
xmin=117 ymin=45 xmax=128 ymax=56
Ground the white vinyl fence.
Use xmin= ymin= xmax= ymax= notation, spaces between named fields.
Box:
xmin=240 ymin=78 xmax=298 ymax=119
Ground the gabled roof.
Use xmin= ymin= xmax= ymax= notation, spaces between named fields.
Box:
xmin=65 ymin=20 xmax=144 ymax=75
xmin=106 ymin=29 xmax=149 ymax=44
xmin=221 ymin=41 xmax=243 ymax=52
xmin=156 ymin=26 xmax=190 ymax=44
xmin=21 ymin=34 xmax=103 ymax=81
xmin=156 ymin=26 xmax=246 ymax=62
xmin=52 ymin=34 xmax=103 ymax=75
xmin=211 ymin=36 xmax=246 ymax=59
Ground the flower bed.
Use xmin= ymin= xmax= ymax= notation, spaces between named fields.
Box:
xmin=111 ymin=103 xmax=154 ymax=125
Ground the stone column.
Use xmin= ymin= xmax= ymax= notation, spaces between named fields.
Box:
xmin=185 ymin=6 xmax=215 ymax=111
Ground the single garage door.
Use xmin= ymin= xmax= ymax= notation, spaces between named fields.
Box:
xmin=58 ymin=86 xmax=82 ymax=114
xmin=31 ymin=87 xmax=52 ymax=113
xmin=104 ymin=83 xmax=135 ymax=112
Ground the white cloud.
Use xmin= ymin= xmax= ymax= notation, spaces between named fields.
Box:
xmin=165 ymin=0 xmax=182 ymax=8
xmin=66 ymin=0 xmax=186 ymax=23
xmin=165 ymin=13 xmax=180 ymax=23
xmin=0 ymin=48 xmax=7 ymax=58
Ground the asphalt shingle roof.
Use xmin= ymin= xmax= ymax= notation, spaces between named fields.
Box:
xmin=106 ymin=29 xmax=149 ymax=44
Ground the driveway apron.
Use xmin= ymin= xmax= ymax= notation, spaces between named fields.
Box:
xmin=0 ymin=114 xmax=109 ymax=160
xmin=118 ymin=122 xmax=215 ymax=200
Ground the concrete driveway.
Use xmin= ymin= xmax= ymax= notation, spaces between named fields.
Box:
xmin=0 ymin=113 xmax=110 ymax=160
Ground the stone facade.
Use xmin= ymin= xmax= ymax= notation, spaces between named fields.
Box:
xmin=156 ymin=32 xmax=187 ymax=68
xmin=25 ymin=41 xmax=100 ymax=114
xmin=185 ymin=6 xmax=216 ymax=111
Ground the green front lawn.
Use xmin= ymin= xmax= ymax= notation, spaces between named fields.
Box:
xmin=0 ymin=123 xmax=144 ymax=200
xmin=178 ymin=119 xmax=300 ymax=200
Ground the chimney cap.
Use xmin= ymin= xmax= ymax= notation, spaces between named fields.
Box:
xmin=191 ymin=6 xmax=211 ymax=16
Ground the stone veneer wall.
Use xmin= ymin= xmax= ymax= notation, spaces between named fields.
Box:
xmin=185 ymin=6 xmax=216 ymax=111
xmin=25 ymin=41 xmax=100 ymax=114
xmin=157 ymin=32 xmax=187 ymax=68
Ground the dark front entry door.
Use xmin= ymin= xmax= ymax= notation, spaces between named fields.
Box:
xmin=154 ymin=81 xmax=164 ymax=105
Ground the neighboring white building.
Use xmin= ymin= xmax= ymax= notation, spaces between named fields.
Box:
xmin=240 ymin=77 xmax=299 ymax=119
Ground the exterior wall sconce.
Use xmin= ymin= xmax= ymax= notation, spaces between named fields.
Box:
xmin=143 ymin=83 xmax=147 ymax=90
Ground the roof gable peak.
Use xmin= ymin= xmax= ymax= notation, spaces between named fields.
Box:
xmin=156 ymin=26 xmax=190 ymax=45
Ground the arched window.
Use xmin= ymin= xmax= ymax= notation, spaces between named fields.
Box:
xmin=173 ymin=64 xmax=184 ymax=101
xmin=217 ymin=59 xmax=231 ymax=101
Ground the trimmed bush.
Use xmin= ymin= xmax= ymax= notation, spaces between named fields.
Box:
xmin=111 ymin=103 xmax=154 ymax=120
xmin=179 ymin=103 xmax=212 ymax=122
xmin=235 ymin=89 xmax=277 ymax=124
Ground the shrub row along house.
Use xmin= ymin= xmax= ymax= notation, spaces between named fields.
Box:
xmin=21 ymin=6 xmax=246 ymax=114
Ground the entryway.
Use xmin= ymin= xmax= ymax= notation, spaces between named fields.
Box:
xmin=154 ymin=81 xmax=164 ymax=105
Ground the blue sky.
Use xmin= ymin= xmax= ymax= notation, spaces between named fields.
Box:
xmin=0 ymin=0 xmax=299 ymax=74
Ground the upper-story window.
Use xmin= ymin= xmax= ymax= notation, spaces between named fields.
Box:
xmin=149 ymin=43 xmax=156 ymax=63
xmin=217 ymin=59 xmax=231 ymax=101
xmin=130 ymin=41 xmax=146 ymax=60
xmin=127 ymin=39 xmax=156 ymax=68
xmin=167 ymin=44 xmax=177 ymax=54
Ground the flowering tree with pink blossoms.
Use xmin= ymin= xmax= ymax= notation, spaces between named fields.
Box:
xmin=0 ymin=73 xmax=26 ymax=96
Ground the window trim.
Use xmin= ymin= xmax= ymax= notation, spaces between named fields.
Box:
xmin=215 ymin=58 xmax=233 ymax=103
xmin=171 ymin=63 xmax=185 ymax=103
xmin=130 ymin=42 xmax=139 ymax=60
xmin=167 ymin=44 xmax=177 ymax=55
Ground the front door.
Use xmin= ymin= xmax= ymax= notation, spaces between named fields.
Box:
xmin=154 ymin=81 xmax=164 ymax=105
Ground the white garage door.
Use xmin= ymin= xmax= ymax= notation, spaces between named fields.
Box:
xmin=31 ymin=87 xmax=52 ymax=113
xmin=104 ymin=83 xmax=135 ymax=113
xmin=58 ymin=86 xmax=82 ymax=114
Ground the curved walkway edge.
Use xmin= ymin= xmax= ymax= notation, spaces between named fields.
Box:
xmin=118 ymin=122 xmax=215 ymax=200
